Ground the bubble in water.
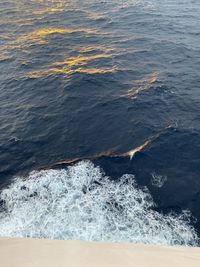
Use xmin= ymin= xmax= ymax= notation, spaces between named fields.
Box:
xmin=151 ymin=172 xmax=167 ymax=188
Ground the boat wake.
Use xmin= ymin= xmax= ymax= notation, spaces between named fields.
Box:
xmin=0 ymin=161 xmax=198 ymax=246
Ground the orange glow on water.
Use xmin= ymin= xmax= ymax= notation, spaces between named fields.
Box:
xmin=28 ymin=66 xmax=115 ymax=78
xmin=53 ymin=54 xmax=112 ymax=67
xmin=16 ymin=28 xmax=89 ymax=46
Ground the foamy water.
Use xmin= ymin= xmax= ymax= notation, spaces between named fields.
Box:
xmin=0 ymin=161 xmax=198 ymax=246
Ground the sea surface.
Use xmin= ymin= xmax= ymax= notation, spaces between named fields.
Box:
xmin=0 ymin=0 xmax=200 ymax=246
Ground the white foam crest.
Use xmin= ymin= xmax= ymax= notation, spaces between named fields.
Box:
xmin=0 ymin=161 xmax=198 ymax=246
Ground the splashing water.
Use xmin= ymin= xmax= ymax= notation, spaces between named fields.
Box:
xmin=0 ymin=161 xmax=198 ymax=246
xmin=151 ymin=172 xmax=167 ymax=188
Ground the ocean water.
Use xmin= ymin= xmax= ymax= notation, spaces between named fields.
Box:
xmin=0 ymin=0 xmax=200 ymax=245
xmin=0 ymin=161 xmax=198 ymax=246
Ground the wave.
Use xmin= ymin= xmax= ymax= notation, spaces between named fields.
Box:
xmin=0 ymin=160 xmax=198 ymax=246
xmin=120 ymin=72 xmax=158 ymax=99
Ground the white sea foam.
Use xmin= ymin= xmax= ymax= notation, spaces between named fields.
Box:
xmin=151 ymin=172 xmax=167 ymax=188
xmin=0 ymin=161 xmax=198 ymax=246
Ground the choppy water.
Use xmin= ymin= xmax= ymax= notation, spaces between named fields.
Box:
xmin=0 ymin=0 xmax=200 ymax=245
xmin=0 ymin=161 xmax=198 ymax=246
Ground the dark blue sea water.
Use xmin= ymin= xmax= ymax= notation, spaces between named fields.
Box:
xmin=0 ymin=0 xmax=200 ymax=246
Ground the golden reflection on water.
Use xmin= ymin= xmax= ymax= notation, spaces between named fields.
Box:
xmin=88 ymin=14 xmax=106 ymax=21
xmin=16 ymin=27 xmax=95 ymax=46
xmin=0 ymin=28 xmax=84 ymax=53
xmin=77 ymin=45 xmax=115 ymax=54
xmin=1 ymin=0 xmax=113 ymax=77
xmin=32 ymin=0 xmax=65 ymax=15
xmin=27 ymin=44 xmax=115 ymax=78
xmin=53 ymin=54 xmax=112 ymax=67
xmin=78 ymin=68 xmax=115 ymax=74
xmin=16 ymin=0 xmax=65 ymax=16
xmin=2 ymin=25 xmax=102 ymax=49
xmin=0 ymin=51 xmax=12 ymax=62
xmin=1 ymin=25 xmax=110 ymax=55
xmin=28 ymin=67 xmax=115 ymax=78
xmin=33 ymin=7 xmax=63 ymax=15
xmin=1 ymin=1 xmax=152 ymax=81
